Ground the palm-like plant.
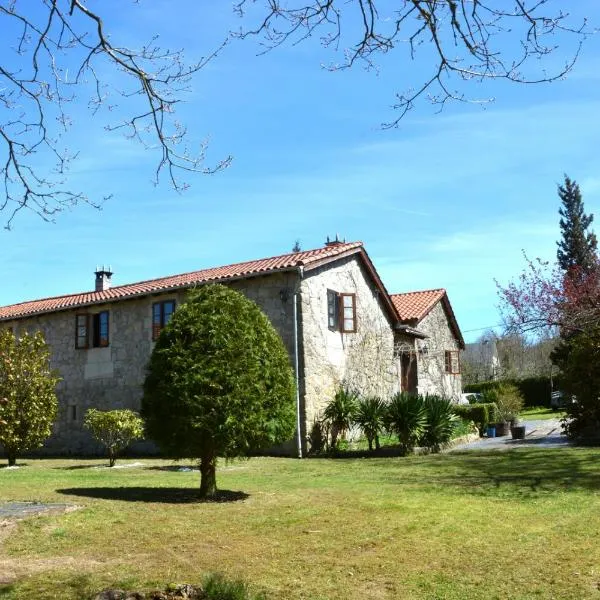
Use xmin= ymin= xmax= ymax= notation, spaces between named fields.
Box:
xmin=385 ymin=392 xmax=427 ymax=456
xmin=420 ymin=395 xmax=458 ymax=453
xmin=322 ymin=387 xmax=359 ymax=450
xmin=355 ymin=396 xmax=387 ymax=451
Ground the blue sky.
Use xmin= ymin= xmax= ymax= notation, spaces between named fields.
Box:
xmin=2 ymin=1 xmax=600 ymax=342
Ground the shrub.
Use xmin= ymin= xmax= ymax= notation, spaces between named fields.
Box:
xmin=453 ymin=403 xmax=497 ymax=436
xmin=84 ymin=409 xmax=144 ymax=467
xmin=142 ymin=284 xmax=296 ymax=498
xmin=420 ymin=395 xmax=458 ymax=453
xmin=0 ymin=330 xmax=60 ymax=466
xmin=385 ymin=392 xmax=427 ymax=456
xmin=323 ymin=387 xmax=359 ymax=450
xmin=355 ymin=396 xmax=387 ymax=450
xmin=203 ymin=573 xmax=266 ymax=600
xmin=494 ymin=383 xmax=524 ymax=422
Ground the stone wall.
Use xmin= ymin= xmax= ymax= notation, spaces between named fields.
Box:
xmin=299 ymin=255 xmax=396 ymax=445
xmin=1 ymin=271 xmax=299 ymax=455
xmin=414 ymin=301 xmax=462 ymax=400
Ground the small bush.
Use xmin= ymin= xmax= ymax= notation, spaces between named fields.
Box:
xmin=385 ymin=392 xmax=427 ymax=455
xmin=453 ymin=403 xmax=497 ymax=436
xmin=84 ymin=409 xmax=144 ymax=467
xmin=495 ymin=383 xmax=524 ymax=421
xmin=203 ymin=573 xmax=266 ymax=600
xmin=323 ymin=387 xmax=359 ymax=450
xmin=355 ymin=396 xmax=387 ymax=451
xmin=420 ymin=395 xmax=458 ymax=453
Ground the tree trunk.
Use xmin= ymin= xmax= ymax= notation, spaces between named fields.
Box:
xmin=367 ymin=436 xmax=373 ymax=451
xmin=199 ymin=454 xmax=217 ymax=498
xmin=7 ymin=451 xmax=16 ymax=467
xmin=375 ymin=435 xmax=381 ymax=450
xmin=109 ymin=450 xmax=116 ymax=468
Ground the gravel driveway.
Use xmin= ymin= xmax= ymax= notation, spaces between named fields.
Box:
xmin=451 ymin=418 xmax=568 ymax=452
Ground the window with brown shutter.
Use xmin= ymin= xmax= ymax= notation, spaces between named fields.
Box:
xmin=445 ymin=350 xmax=460 ymax=374
xmin=327 ymin=289 xmax=339 ymax=330
xmin=340 ymin=293 xmax=357 ymax=333
xmin=76 ymin=311 xmax=110 ymax=348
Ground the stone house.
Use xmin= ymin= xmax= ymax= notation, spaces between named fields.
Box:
xmin=0 ymin=241 xmax=463 ymax=456
xmin=390 ymin=289 xmax=465 ymax=401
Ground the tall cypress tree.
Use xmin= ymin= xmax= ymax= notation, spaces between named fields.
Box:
xmin=556 ymin=175 xmax=598 ymax=273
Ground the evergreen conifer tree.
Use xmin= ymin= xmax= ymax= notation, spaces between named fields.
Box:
xmin=556 ymin=175 xmax=598 ymax=273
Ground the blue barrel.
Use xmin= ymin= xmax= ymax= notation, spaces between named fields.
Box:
xmin=486 ymin=426 xmax=496 ymax=438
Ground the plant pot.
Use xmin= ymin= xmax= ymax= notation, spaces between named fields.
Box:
xmin=495 ymin=421 xmax=509 ymax=437
xmin=511 ymin=425 xmax=526 ymax=440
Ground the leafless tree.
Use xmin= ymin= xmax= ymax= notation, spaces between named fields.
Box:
xmin=1 ymin=0 xmax=231 ymax=228
xmin=234 ymin=1 xmax=589 ymax=125
xmin=1 ymin=2 xmax=590 ymax=227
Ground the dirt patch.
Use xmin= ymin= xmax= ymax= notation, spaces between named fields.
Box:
xmin=0 ymin=502 xmax=83 ymax=585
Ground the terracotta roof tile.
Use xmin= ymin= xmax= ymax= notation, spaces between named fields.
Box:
xmin=0 ymin=242 xmax=363 ymax=321
xmin=390 ymin=289 xmax=446 ymax=321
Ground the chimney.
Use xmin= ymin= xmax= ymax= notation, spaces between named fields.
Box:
xmin=325 ymin=233 xmax=345 ymax=247
xmin=94 ymin=265 xmax=113 ymax=292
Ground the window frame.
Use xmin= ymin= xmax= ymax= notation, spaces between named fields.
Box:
xmin=152 ymin=299 xmax=176 ymax=340
xmin=75 ymin=314 xmax=89 ymax=349
xmin=339 ymin=293 xmax=357 ymax=333
xmin=445 ymin=350 xmax=461 ymax=374
xmin=92 ymin=311 xmax=110 ymax=348
xmin=327 ymin=289 xmax=339 ymax=331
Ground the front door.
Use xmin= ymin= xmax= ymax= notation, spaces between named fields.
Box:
xmin=400 ymin=352 xmax=418 ymax=394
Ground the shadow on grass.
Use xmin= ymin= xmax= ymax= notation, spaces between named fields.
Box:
xmin=56 ymin=487 xmax=249 ymax=503
xmin=419 ymin=448 xmax=600 ymax=497
xmin=145 ymin=465 xmax=199 ymax=472
xmin=0 ymin=463 xmax=29 ymax=469
xmin=55 ymin=464 xmax=109 ymax=470
xmin=0 ymin=585 xmax=14 ymax=596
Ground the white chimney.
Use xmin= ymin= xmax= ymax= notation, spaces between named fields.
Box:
xmin=94 ymin=265 xmax=113 ymax=292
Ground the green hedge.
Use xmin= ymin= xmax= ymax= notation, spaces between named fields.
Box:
xmin=464 ymin=376 xmax=561 ymax=408
xmin=453 ymin=402 xmax=498 ymax=436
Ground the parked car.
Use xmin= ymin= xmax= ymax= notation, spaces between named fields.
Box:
xmin=459 ymin=392 xmax=483 ymax=405
xmin=550 ymin=390 xmax=576 ymax=410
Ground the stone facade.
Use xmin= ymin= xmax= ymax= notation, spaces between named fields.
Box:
xmin=0 ymin=248 xmax=463 ymax=457
xmin=299 ymin=255 xmax=398 ymax=441
xmin=414 ymin=301 xmax=462 ymax=400
xmin=2 ymin=271 xmax=300 ymax=455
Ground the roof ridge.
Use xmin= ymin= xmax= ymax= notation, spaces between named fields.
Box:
xmin=0 ymin=241 xmax=364 ymax=318
xmin=390 ymin=288 xmax=446 ymax=297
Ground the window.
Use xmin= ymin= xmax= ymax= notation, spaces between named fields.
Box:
xmin=93 ymin=312 xmax=109 ymax=347
xmin=327 ymin=291 xmax=357 ymax=333
xmin=340 ymin=293 xmax=357 ymax=333
xmin=327 ymin=289 xmax=339 ymax=330
xmin=445 ymin=350 xmax=460 ymax=374
xmin=75 ymin=311 xmax=109 ymax=349
xmin=75 ymin=314 xmax=89 ymax=349
xmin=69 ymin=405 xmax=78 ymax=422
xmin=152 ymin=300 xmax=176 ymax=340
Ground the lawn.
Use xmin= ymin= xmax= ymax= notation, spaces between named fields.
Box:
xmin=1 ymin=449 xmax=599 ymax=600
xmin=520 ymin=406 xmax=566 ymax=421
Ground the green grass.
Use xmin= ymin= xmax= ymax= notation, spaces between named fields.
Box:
xmin=520 ymin=406 xmax=566 ymax=420
xmin=1 ymin=449 xmax=599 ymax=599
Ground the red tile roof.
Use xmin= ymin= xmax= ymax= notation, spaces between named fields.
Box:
xmin=390 ymin=289 xmax=464 ymax=349
xmin=390 ymin=289 xmax=446 ymax=321
xmin=0 ymin=242 xmax=363 ymax=321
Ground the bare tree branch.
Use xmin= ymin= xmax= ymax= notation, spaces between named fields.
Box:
xmin=0 ymin=0 xmax=231 ymax=228
xmin=232 ymin=1 xmax=590 ymax=125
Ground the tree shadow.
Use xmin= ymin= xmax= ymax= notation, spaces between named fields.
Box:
xmin=145 ymin=465 xmax=199 ymax=472
xmin=56 ymin=487 xmax=249 ymax=504
xmin=0 ymin=585 xmax=15 ymax=596
xmin=0 ymin=463 xmax=29 ymax=469
xmin=55 ymin=464 xmax=108 ymax=470
xmin=422 ymin=448 xmax=600 ymax=498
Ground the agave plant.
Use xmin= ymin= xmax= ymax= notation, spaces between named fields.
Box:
xmin=420 ymin=395 xmax=458 ymax=453
xmin=385 ymin=392 xmax=427 ymax=456
xmin=322 ymin=387 xmax=359 ymax=450
xmin=355 ymin=396 xmax=387 ymax=451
